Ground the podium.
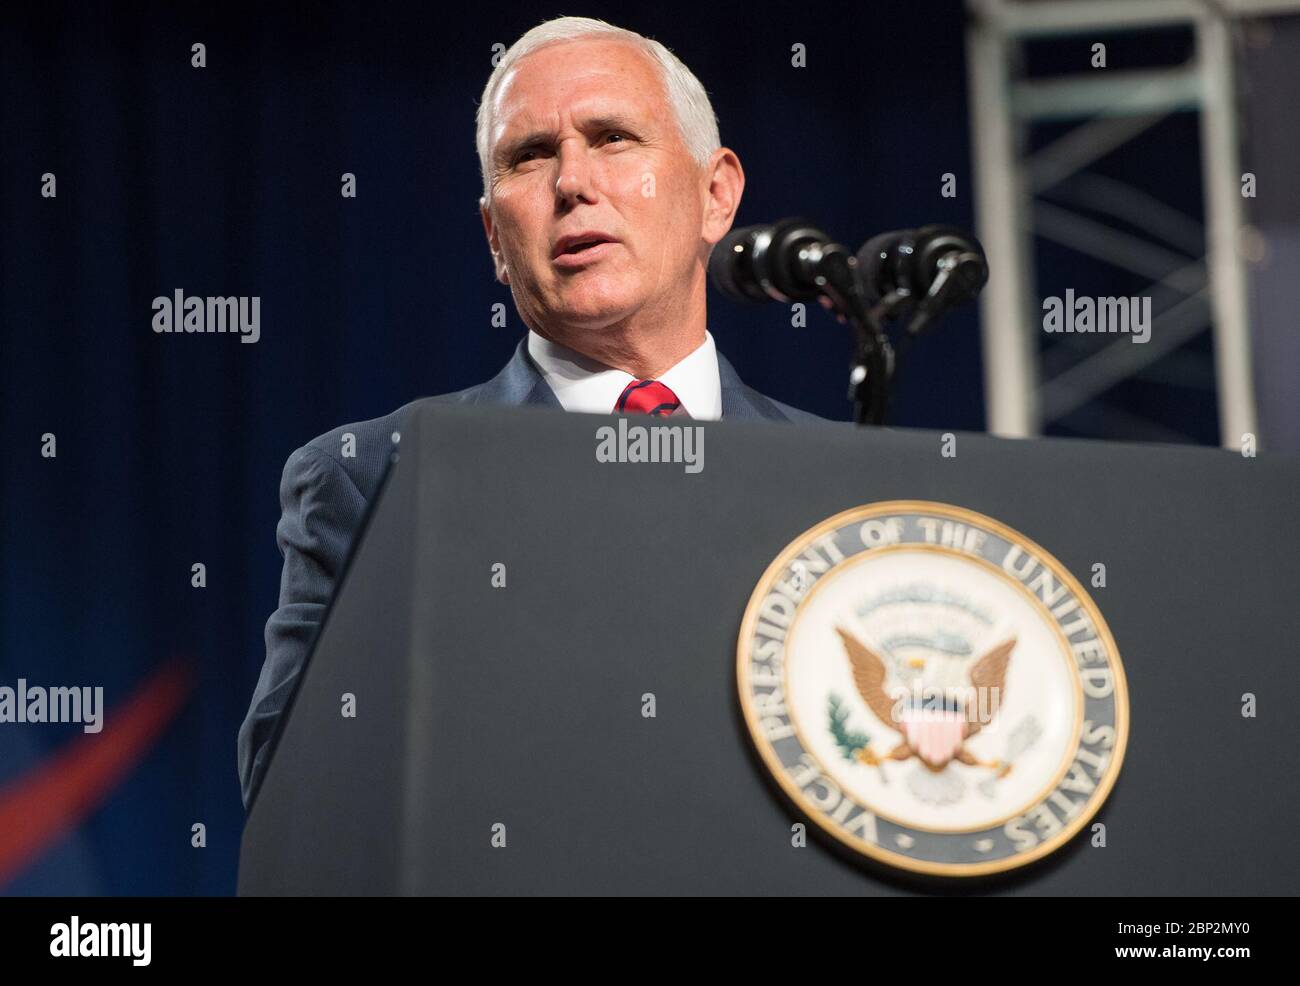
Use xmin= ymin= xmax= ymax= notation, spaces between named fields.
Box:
xmin=238 ymin=402 xmax=1299 ymax=894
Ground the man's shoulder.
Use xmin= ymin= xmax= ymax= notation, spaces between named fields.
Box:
xmin=288 ymin=384 xmax=488 ymax=501
xmin=763 ymin=396 xmax=835 ymax=426
xmin=736 ymin=383 xmax=841 ymax=426
xmin=715 ymin=349 xmax=842 ymax=426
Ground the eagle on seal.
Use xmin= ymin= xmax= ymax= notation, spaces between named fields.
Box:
xmin=835 ymin=626 xmax=1016 ymax=776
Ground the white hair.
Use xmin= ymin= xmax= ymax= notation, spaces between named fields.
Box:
xmin=475 ymin=16 xmax=722 ymax=203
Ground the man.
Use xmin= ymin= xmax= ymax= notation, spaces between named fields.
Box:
xmin=237 ymin=16 xmax=827 ymax=810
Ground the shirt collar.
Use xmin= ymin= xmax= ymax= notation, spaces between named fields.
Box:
xmin=525 ymin=328 xmax=722 ymax=420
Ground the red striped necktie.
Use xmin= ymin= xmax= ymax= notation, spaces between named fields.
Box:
xmin=614 ymin=379 xmax=688 ymax=417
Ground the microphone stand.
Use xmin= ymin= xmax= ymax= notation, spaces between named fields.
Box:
xmin=847 ymin=301 xmax=894 ymax=427
xmin=805 ymin=244 xmax=899 ymax=426
xmin=814 ymin=253 xmax=981 ymax=425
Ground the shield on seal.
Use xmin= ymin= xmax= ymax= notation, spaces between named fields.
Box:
xmin=897 ymin=706 xmax=967 ymax=768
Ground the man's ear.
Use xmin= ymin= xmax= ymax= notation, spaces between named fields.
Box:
xmin=480 ymin=196 xmax=510 ymax=285
xmin=700 ymin=147 xmax=745 ymax=248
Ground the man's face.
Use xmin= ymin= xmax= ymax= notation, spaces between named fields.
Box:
xmin=481 ymin=39 xmax=725 ymax=335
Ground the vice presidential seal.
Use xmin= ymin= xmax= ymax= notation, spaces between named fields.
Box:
xmin=737 ymin=501 xmax=1128 ymax=876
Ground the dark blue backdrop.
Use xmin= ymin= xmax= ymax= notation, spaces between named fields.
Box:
xmin=0 ymin=1 xmax=1224 ymax=893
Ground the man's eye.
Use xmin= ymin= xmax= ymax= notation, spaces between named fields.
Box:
xmin=603 ymin=132 xmax=629 ymax=145
xmin=510 ymin=144 xmax=549 ymax=166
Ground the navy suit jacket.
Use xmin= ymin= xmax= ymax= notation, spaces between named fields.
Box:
xmin=237 ymin=337 xmax=828 ymax=809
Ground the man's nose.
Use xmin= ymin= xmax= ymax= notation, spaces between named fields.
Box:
xmin=555 ymin=139 xmax=598 ymax=205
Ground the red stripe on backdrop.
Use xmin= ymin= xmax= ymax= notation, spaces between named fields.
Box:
xmin=0 ymin=661 xmax=194 ymax=888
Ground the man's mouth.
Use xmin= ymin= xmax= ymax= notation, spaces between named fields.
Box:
xmin=552 ymin=232 xmax=618 ymax=261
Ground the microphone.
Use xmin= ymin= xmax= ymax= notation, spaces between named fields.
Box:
xmin=856 ymin=225 xmax=988 ymax=335
xmin=708 ymin=217 xmax=989 ymax=425
xmin=708 ymin=218 xmax=856 ymax=305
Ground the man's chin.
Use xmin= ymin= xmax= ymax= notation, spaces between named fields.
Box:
xmin=546 ymin=298 xmax=639 ymax=330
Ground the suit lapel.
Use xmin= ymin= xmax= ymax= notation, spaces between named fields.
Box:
xmin=471 ymin=338 xmax=562 ymax=409
xmin=717 ymin=349 xmax=789 ymax=421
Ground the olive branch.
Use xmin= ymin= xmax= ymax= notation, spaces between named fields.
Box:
xmin=828 ymin=693 xmax=871 ymax=761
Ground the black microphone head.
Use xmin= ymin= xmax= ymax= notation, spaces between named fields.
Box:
xmin=709 ymin=224 xmax=771 ymax=303
xmin=759 ymin=218 xmax=833 ymax=302
xmin=856 ymin=229 xmax=913 ymax=305
xmin=710 ymin=218 xmax=833 ymax=303
xmin=856 ymin=225 xmax=988 ymax=306
xmin=912 ymin=225 xmax=988 ymax=302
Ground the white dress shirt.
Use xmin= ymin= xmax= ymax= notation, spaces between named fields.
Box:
xmin=525 ymin=328 xmax=723 ymax=420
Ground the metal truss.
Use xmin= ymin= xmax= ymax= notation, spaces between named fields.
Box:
xmin=964 ymin=0 xmax=1294 ymax=447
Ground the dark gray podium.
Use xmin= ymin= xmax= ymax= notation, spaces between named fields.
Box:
xmin=238 ymin=402 xmax=1299 ymax=895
